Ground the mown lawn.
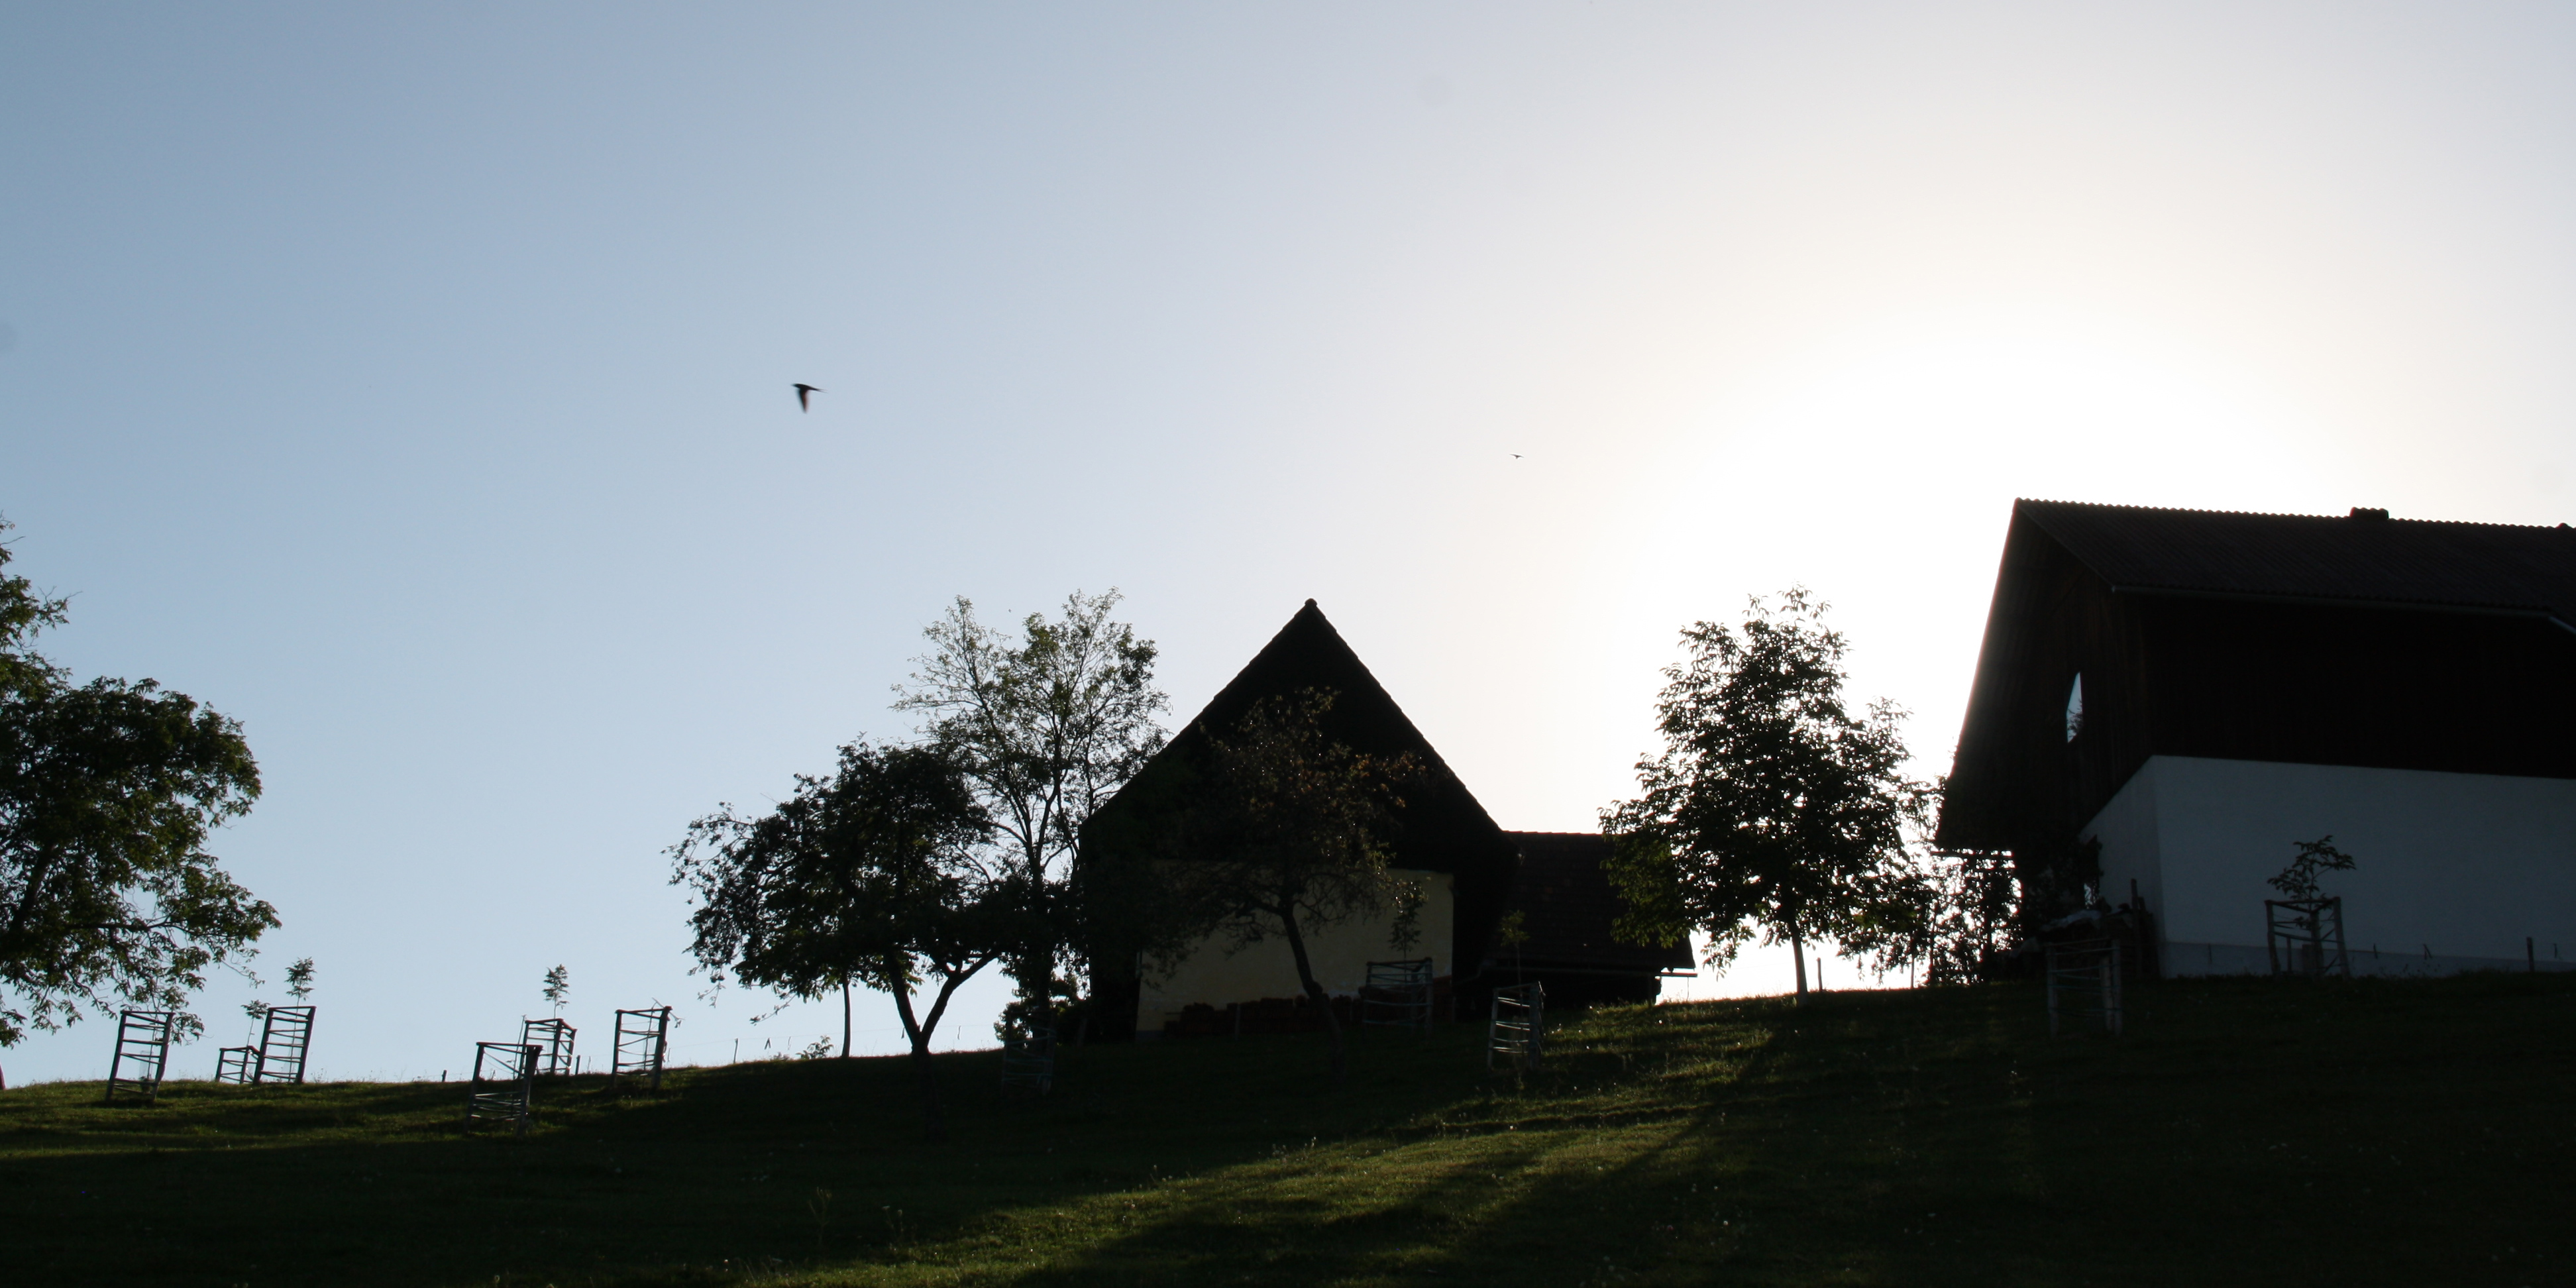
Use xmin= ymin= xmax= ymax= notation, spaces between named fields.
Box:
xmin=3 ymin=973 xmax=2569 ymax=1287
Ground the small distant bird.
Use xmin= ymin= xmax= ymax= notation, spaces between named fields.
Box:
xmin=1511 ymin=453 xmax=1524 ymax=458
xmin=793 ymin=383 xmax=822 ymax=412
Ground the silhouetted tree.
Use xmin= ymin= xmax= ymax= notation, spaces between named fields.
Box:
xmin=284 ymin=957 xmax=315 ymax=1004
xmin=1602 ymin=589 xmax=1929 ymax=998
xmin=894 ymin=591 xmax=1165 ymax=1051
xmin=671 ymin=741 xmax=1004 ymax=1139
xmin=2270 ymin=835 xmax=2357 ymax=900
xmin=0 ymin=517 xmax=273 ymax=1049
xmin=1168 ymin=690 xmax=1421 ymax=1087
xmin=1906 ymin=845 xmax=2021 ymax=985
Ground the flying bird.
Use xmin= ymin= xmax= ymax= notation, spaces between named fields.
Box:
xmin=793 ymin=383 xmax=822 ymax=412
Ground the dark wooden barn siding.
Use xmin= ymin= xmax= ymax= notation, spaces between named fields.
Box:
xmin=1945 ymin=516 xmax=2576 ymax=860
xmin=1942 ymin=519 xmax=2145 ymax=851
xmin=2133 ymin=594 xmax=2576 ymax=784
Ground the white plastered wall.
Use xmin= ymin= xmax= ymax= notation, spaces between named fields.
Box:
xmin=2082 ymin=756 xmax=2576 ymax=977
xmin=1136 ymin=870 xmax=1455 ymax=1034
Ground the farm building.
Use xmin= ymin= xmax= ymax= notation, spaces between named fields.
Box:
xmin=1939 ymin=499 xmax=2576 ymax=976
xmin=1081 ymin=600 xmax=1690 ymax=1038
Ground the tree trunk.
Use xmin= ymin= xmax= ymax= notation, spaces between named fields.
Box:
xmin=887 ymin=959 xmax=948 ymax=1143
xmin=1791 ymin=933 xmax=1809 ymax=999
xmin=840 ymin=979 xmax=853 ymax=1059
xmin=1016 ymin=848 xmax=1059 ymax=1092
xmin=903 ymin=1042 xmax=945 ymax=1142
xmin=1278 ymin=906 xmax=1346 ymax=1087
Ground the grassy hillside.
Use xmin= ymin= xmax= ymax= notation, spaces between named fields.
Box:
xmin=3 ymin=973 xmax=2570 ymax=1287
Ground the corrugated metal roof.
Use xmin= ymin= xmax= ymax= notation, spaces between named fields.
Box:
xmin=2017 ymin=500 xmax=2576 ymax=621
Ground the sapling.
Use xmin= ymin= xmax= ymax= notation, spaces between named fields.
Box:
xmin=284 ymin=958 xmax=315 ymax=1004
xmin=542 ymin=965 xmax=570 ymax=1016
xmin=2269 ymin=836 xmax=2357 ymax=900
xmin=2269 ymin=836 xmax=2357 ymax=977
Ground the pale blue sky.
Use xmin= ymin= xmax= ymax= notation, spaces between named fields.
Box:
xmin=7 ymin=3 xmax=2575 ymax=1080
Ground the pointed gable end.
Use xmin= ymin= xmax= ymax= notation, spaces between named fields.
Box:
xmin=1084 ymin=600 xmax=1522 ymax=975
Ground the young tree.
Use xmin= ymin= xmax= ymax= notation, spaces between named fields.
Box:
xmin=1602 ymin=589 xmax=1929 ymax=998
xmin=1907 ymin=847 xmax=2020 ymax=985
xmin=0 ymin=517 xmax=274 ymax=1047
xmin=893 ymin=590 xmax=1165 ymax=1049
xmin=671 ymin=741 xmax=1005 ymax=1139
xmin=1169 ymin=690 xmax=1421 ymax=1087
xmin=541 ymin=964 xmax=570 ymax=1016
xmin=2270 ymin=835 xmax=2357 ymax=900
xmin=285 ymin=957 xmax=315 ymax=1004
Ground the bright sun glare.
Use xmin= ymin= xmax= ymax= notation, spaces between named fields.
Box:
xmin=1607 ymin=315 xmax=2353 ymax=1000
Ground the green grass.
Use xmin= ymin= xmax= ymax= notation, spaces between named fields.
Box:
xmin=5 ymin=973 xmax=2571 ymax=1286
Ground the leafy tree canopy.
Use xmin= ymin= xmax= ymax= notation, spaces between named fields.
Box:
xmin=671 ymin=740 xmax=1004 ymax=1137
xmin=1601 ymin=588 xmax=1929 ymax=995
xmin=893 ymin=590 xmax=1164 ymax=1038
xmin=0 ymin=519 xmax=272 ymax=1046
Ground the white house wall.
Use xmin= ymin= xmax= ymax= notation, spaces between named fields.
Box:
xmin=2081 ymin=756 xmax=2576 ymax=977
xmin=1136 ymin=870 xmax=1456 ymax=1035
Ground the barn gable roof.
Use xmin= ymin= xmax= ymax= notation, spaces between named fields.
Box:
xmin=1145 ymin=600 xmax=1508 ymax=861
xmin=2017 ymin=500 xmax=2576 ymax=623
xmin=1087 ymin=600 xmax=1522 ymax=968
xmin=1939 ymin=500 xmax=2576 ymax=853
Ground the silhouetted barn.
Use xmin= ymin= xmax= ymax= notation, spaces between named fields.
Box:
xmin=1081 ymin=600 xmax=1691 ymax=1038
xmin=1488 ymin=831 xmax=1690 ymax=1006
xmin=1939 ymin=500 xmax=2576 ymax=976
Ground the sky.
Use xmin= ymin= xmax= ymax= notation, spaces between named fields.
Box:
xmin=7 ymin=3 xmax=2576 ymax=1081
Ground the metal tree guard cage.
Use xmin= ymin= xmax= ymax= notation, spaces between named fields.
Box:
xmin=1000 ymin=1025 xmax=1054 ymax=1094
xmin=2046 ymin=939 xmax=2123 ymax=1037
xmin=1361 ymin=958 xmax=1436 ymax=1033
xmin=254 ymin=1006 xmax=315 ymax=1084
xmin=1487 ymin=982 xmax=1546 ymax=1071
xmin=213 ymin=1046 xmax=257 ymax=1084
xmin=520 ymin=1017 xmax=576 ymax=1077
xmin=103 ymin=1010 xmax=178 ymax=1104
xmin=466 ymin=1041 xmax=539 ymax=1135
xmin=2265 ymin=897 xmax=2351 ymax=979
xmin=610 ymin=1006 xmax=671 ymax=1092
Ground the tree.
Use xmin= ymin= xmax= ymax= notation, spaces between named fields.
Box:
xmin=1908 ymin=846 xmax=2020 ymax=985
xmin=0 ymin=517 xmax=274 ymax=1047
xmin=893 ymin=590 xmax=1165 ymax=1048
xmin=2270 ymin=835 xmax=2357 ymax=900
xmin=541 ymin=964 xmax=570 ymax=1016
xmin=1602 ymin=589 xmax=1929 ymax=998
xmin=285 ymin=957 xmax=315 ymax=1004
xmin=1167 ymin=690 xmax=1421 ymax=1087
xmin=671 ymin=741 xmax=1005 ymax=1139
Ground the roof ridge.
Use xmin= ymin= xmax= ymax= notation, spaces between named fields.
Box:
xmin=2016 ymin=498 xmax=2572 ymax=533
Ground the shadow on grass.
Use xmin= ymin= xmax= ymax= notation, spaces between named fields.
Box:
xmin=3 ymin=1028 xmax=1587 ymax=1285
xmin=1004 ymin=975 xmax=2576 ymax=1287
xmin=5 ymin=975 xmax=2573 ymax=1286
